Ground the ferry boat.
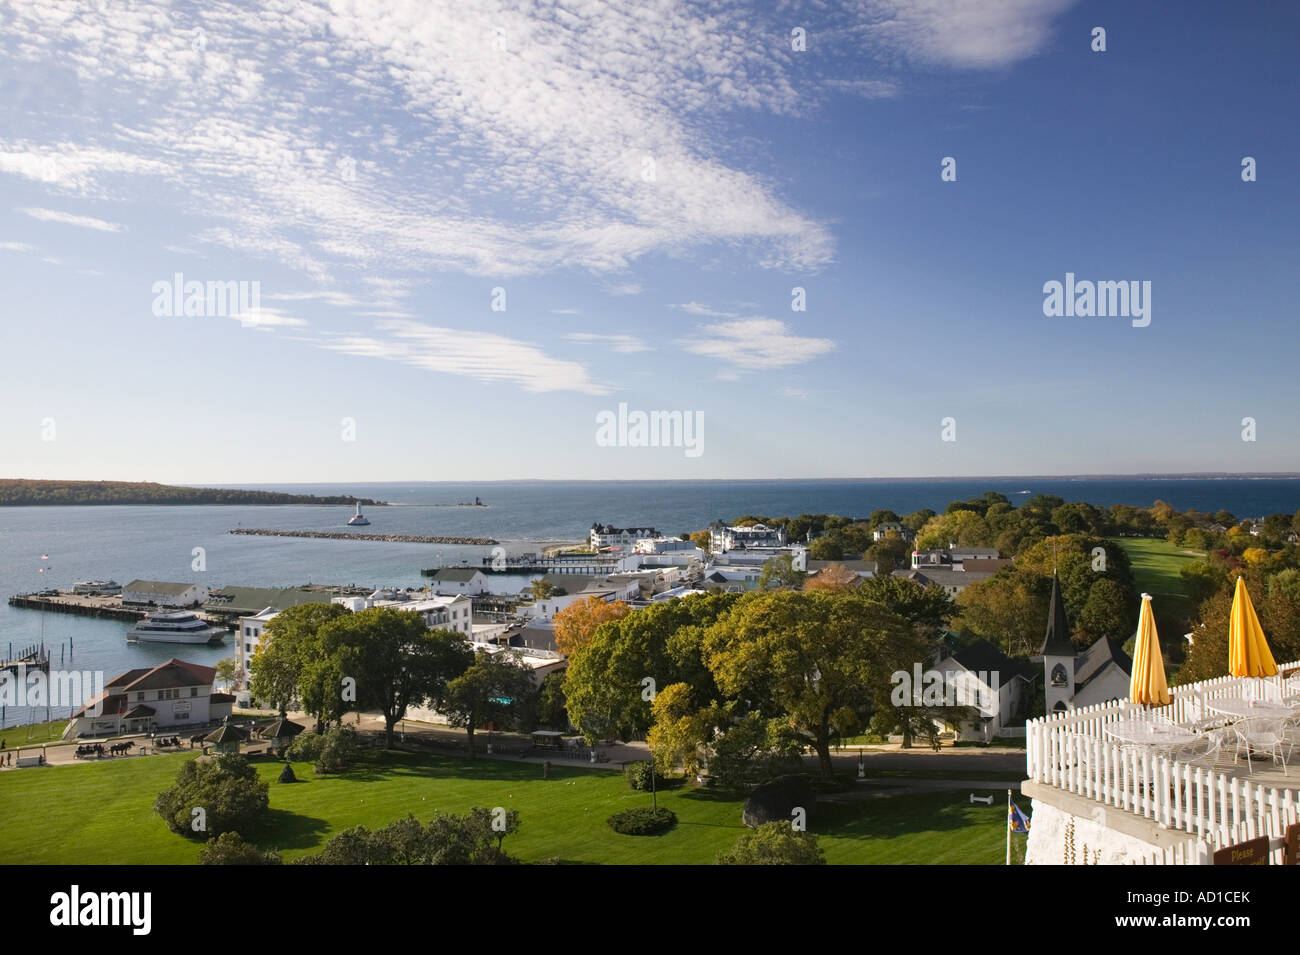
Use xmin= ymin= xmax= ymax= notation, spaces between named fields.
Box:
xmin=127 ymin=610 xmax=226 ymax=645
xmin=347 ymin=502 xmax=370 ymax=526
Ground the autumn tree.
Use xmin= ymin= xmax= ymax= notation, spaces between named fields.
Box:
xmin=553 ymin=595 xmax=629 ymax=656
xmin=803 ymin=563 xmax=858 ymax=592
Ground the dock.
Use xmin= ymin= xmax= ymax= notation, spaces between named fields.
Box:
xmin=423 ymin=553 xmax=626 ymax=576
xmin=1 ymin=644 xmax=50 ymax=674
xmin=230 ymin=528 xmax=497 ymax=545
xmin=8 ymin=593 xmax=145 ymax=622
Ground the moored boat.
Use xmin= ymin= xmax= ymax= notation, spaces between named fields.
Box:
xmin=127 ymin=610 xmax=226 ymax=645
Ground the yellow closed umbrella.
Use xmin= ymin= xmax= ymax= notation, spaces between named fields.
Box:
xmin=1228 ymin=576 xmax=1278 ymax=678
xmin=1129 ymin=593 xmax=1170 ymax=706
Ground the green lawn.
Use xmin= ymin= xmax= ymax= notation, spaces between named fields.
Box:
xmin=0 ymin=750 xmax=1022 ymax=865
xmin=0 ymin=719 xmax=68 ymax=746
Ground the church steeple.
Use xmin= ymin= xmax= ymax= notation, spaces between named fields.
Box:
xmin=1040 ymin=572 xmax=1074 ymax=657
xmin=1039 ymin=572 xmax=1076 ymax=714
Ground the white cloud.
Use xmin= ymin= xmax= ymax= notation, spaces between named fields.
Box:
xmin=677 ymin=318 xmax=835 ymax=371
xmin=670 ymin=301 xmax=740 ymax=318
xmin=604 ymin=282 xmax=644 ymax=297
xmin=20 ymin=207 xmax=125 ymax=232
xmin=0 ymin=241 xmax=34 ymax=252
xmin=564 ymin=333 xmax=651 ymax=353
xmin=857 ymin=0 xmax=1077 ymax=69
xmin=317 ymin=319 xmax=610 ymax=395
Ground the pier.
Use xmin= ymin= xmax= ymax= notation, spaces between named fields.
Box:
xmin=230 ymin=528 xmax=497 ymax=545
xmin=8 ymin=593 xmax=145 ymax=622
xmin=423 ymin=553 xmax=626 ymax=576
xmin=1 ymin=644 xmax=50 ymax=675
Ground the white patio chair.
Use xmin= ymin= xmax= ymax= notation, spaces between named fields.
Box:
xmin=1171 ymin=730 xmax=1224 ymax=769
xmin=1233 ymin=718 xmax=1289 ymax=776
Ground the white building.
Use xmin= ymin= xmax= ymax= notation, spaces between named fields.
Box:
xmin=872 ymin=521 xmax=912 ymax=542
xmin=928 ymin=639 xmax=1036 ymax=742
xmin=590 ymin=523 xmax=660 ymax=549
xmin=331 ymin=590 xmax=474 ymax=636
xmin=236 ymin=607 xmax=279 ymax=674
xmin=426 ymin=567 xmax=493 ymax=596
xmin=708 ymin=521 xmax=786 ymax=552
xmin=1037 ymin=573 xmax=1132 ymax=714
xmin=122 ymin=579 xmax=210 ymax=608
xmin=65 ymin=658 xmax=232 ymax=738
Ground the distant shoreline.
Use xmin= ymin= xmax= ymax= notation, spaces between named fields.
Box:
xmin=0 ymin=480 xmax=388 ymax=508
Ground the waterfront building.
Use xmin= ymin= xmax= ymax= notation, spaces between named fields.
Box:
xmin=426 ymin=567 xmax=493 ymax=596
xmin=64 ymin=658 xmax=231 ymax=738
xmin=122 ymin=579 xmax=209 ymax=608
xmin=590 ymin=523 xmax=660 ymax=549
xmin=708 ymin=520 xmax=786 ymax=552
xmin=330 ymin=590 xmax=474 ymax=636
xmin=236 ymin=607 xmax=279 ymax=674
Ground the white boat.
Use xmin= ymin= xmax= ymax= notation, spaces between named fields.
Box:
xmin=347 ymin=502 xmax=370 ymax=526
xmin=127 ymin=610 xmax=225 ymax=645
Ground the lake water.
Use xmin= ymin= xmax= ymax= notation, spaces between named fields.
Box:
xmin=3 ymin=477 xmax=1298 ymax=728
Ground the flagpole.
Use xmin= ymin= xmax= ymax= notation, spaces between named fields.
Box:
xmin=1006 ymin=789 xmax=1011 ymax=865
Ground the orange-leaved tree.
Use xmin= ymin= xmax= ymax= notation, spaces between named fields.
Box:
xmin=554 ymin=595 xmax=630 ymax=656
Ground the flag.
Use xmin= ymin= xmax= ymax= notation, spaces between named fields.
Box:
xmin=1009 ymin=802 xmax=1031 ymax=833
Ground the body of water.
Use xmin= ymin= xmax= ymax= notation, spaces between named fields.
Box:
xmin=3 ymin=477 xmax=1298 ymax=729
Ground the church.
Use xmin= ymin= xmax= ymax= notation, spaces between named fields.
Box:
xmin=1035 ymin=572 xmax=1133 ymax=713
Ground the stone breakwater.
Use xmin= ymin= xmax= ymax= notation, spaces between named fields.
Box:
xmin=229 ymin=529 xmax=497 ymax=545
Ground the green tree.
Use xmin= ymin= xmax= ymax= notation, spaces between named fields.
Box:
xmin=716 ymin=822 xmax=825 ymax=865
xmin=319 ymin=608 xmax=473 ymax=748
xmin=529 ymin=579 xmax=554 ymax=601
xmin=155 ymin=754 xmax=269 ymax=839
xmin=442 ymin=651 xmax=538 ymax=757
xmin=1076 ymin=577 xmax=1132 ymax=643
xmin=199 ymin=832 xmax=281 ymax=865
xmin=702 ymin=590 xmax=921 ymax=778
xmin=249 ymin=602 xmax=351 ymax=716
xmin=757 ymin=554 xmax=806 ymax=590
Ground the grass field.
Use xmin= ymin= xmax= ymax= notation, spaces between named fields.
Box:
xmin=0 ymin=719 xmax=68 ymax=746
xmin=0 ymin=750 xmax=1024 ymax=865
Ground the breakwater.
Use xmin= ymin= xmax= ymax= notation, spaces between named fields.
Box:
xmin=230 ymin=528 xmax=497 ymax=545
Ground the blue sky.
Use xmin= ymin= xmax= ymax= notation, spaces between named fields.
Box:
xmin=1 ymin=0 xmax=1297 ymax=482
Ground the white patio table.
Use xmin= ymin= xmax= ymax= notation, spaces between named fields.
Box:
xmin=1204 ymin=698 xmax=1294 ymax=720
xmin=1105 ymin=720 xmax=1198 ymax=748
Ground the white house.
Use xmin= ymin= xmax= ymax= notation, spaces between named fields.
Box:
xmin=928 ymin=639 xmax=1036 ymax=742
xmin=65 ymin=658 xmax=232 ymax=738
xmin=122 ymin=579 xmax=210 ymax=608
xmin=872 ymin=521 xmax=912 ymax=542
xmin=426 ymin=567 xmax=493 ymax=596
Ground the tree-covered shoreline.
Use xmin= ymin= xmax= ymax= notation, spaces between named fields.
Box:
xmin=0 ymin=479 xmax=387 ymax=507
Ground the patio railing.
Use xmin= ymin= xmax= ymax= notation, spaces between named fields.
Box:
xmin=1026 ymin=661 xmax=1300 ymax=864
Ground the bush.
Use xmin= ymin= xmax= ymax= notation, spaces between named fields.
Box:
xmin=607 ymin=807 xmax=676 ymax=835
xmin=198 ymin=832 xmax=281 ymax=865
xmin=278 ymin=763 xmax=297 ymax=783
xmin=154 ymin=754 xmax=269 ymax=840
xmin=624 ymin=760 xmax=666 ymax=792
xmin=287 ymin=725 xmax=359 ymax=774
xmin=716 ymin=822 xmax=825 ymax=865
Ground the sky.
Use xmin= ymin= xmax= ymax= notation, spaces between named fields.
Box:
xmin=1 ymin=0 xmax=1297 ymax=483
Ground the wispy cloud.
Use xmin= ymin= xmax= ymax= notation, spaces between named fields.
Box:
xmin=856 ymin=0 xmax=1077 ymax=69
xmin=0 ymin=241 xmax=35 ymax=252
xmin=670 ymin=301 xmax=740 ymax=318
xmin=565 ymin=333 xmax=651 ymax=353
xmin=20 ymin=207 xmax=125 ymax=232
xmin=677 ymin=318 xmax=835 ymax=371
xmin=317 ymin=319 xmax=610 ymax=395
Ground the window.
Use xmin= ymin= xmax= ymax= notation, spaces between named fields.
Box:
xmin=245 ymin=627 xmax=251 ymax=636
xmin=136 ymin=692 xmax=144 ymax=701
xmin=1050 ymin=664 xmax=1069 ymax=687
xmin=245 ymin=643 xmax=251 ymax=653
xmin=191 ymin=687 xmax=198 ymax=697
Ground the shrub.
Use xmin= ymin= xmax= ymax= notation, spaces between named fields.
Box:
xmin=607 ymin=807 xmax=676 ymax=835
xmin=198 ymin=832 xmax=281 ymax=865
xmin=154 ymin=754 xmax=269 ymax=840
xmin=716 ymin=822 xmax=825 ymax=865
xmin=277 ymin=763 xmax=297 ymax=783
xmin=287 ymin=725 xmax=359 ymax=774
xmin=624 ymin=760 xmax=666 ymax=792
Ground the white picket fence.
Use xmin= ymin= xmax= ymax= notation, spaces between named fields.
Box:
xmin=1027 ymin=662 xmax=1300 ymax=864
